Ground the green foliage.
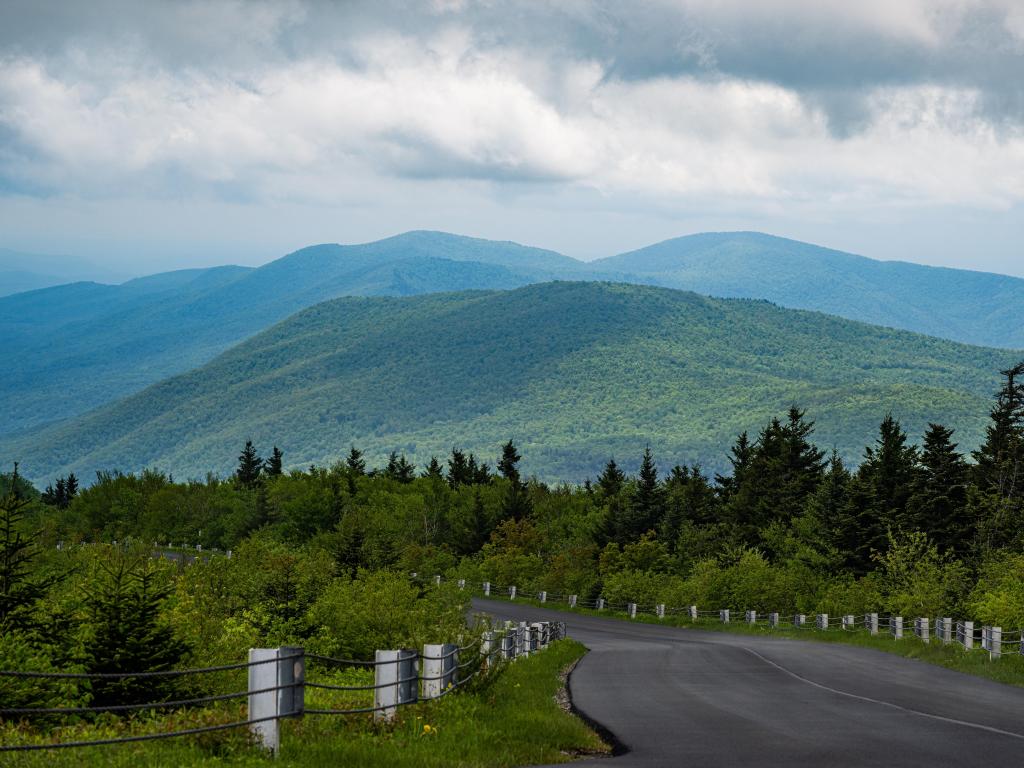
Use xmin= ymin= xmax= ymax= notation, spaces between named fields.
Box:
xmin=871 ymin=531 xmax=970 ymax=618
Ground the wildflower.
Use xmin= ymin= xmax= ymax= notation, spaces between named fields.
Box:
xmin=422 ymin=724 xmax=435 ymax=735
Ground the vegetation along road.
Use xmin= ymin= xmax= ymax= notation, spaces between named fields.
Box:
xmin=474 ymin=598 xmax=1024 ymax=767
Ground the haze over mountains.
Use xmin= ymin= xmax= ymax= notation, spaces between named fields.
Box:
xmin=5 ymin=281 xmax=1015 ymax=486
xmin=0 ymin=248 xmax=130 ymax=297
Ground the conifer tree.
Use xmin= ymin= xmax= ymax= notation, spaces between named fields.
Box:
xmin=906 ymin=424 xmax=970 ymax=555
xmin=455 ymin=490 xmax=492 ymax=554
xmin=345 ymin=446 xmax=366 ymax=476
xmin=626 ymin=446 xmax=665 ymax=541
xmin=497 ymin=441 xmax=531 ymax=521
xmin=973 ymin=361 xmax=1024 ymax=498
xmin=472 ymin=460 xmax=492 ymax=485
xmin=65 ymin=473 xmax=79 ymax=503
xmin=447 ymin=448 xmax=472 ymax=488
xmin=422 ymin=456 xmax=445 ymax=481
xmin=385 ymin=451 xmax=401 ymax=479
xmin=84 ymin=555 xmax=189 ymax=707
xmin=54 ymin=477 xmax=67 ymax=509
xmin=265 ymin=447 xmax=284 ymax=477
xmin=395 ymin=454 xmax=416 ymax=483
xmin=235 ymin=440 xmax=264 ymax=489
xmin=498 ymin=440 xmax=522 ymax=484
xmin=801 ymin=450 xmax=856 ymax=569
xmin=0 ymin=464 xmax=56 ymax=632
xmin=597 ymin=459 xmax=625 ymax=498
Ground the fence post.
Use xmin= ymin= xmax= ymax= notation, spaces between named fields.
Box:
xmin=769 ymin=612 xmax=779 ymax=628
xmin=628 ymin=602 xmax=638 ymax=619
xmin=597 ymin=597 xmax=606 ymax=610
xmin=518 ymin=622 xmax=528 ymax=656
xmin=248 ymin=646 xmax=305 ymax=755
xmin=534 ymin=622 xmax=548 ymax=648
xmin=509 ymin=586 xmax=517 ymax=600
xmin=747 ymin=610 xmax=757 ymax=625
xmin=941 ymin=617 xmax=952 ymax=644
xmin=458 ymin=579 xmax=466 ymax=590
xmin=569 ymin=594 xmax=577 ymax=608
xmin=720 ymin=609 xmax=730 ymax=623
xmin=434 ymin=575 xmax=442 ymax=586
xmin=964 ymin=621 xmax=974 ymax=650
xmin=868 ymin=613 xmax=879 ymax=635
xmin=689 ymin=605 xmax=698 ymax=621
xmin=539 ymin=591 xmax=547 ymax=603
xmin=892 ymin=616 xmax=903 ymax=639
xmin=991 ymin=627 xmax=1002 ymax=660
xmin=919 ymin=618 xmax=929 ymax=643
xmin=483 ymin=581 xmax=491 ymax=596
xmin=794 ymin=614 xmax=806 ymax=627
xmin=657 ymin=604 xmax=666 ymax=619
xmin=481 ymin=631 xmax=497 ymax=669
xmin=422 ymin=643 xmax=457 ymax=699
xmin=374 ymin=649 xmax=418 ymax=722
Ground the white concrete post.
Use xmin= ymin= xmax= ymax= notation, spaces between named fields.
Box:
xmin=483 ymin=581 xmax=491 ymax=596
xmin=568 ymin=594 xmax=578 ymax=608
xmin=747 ymin=610 xmax=757 ymax=625
xmin=795 ymin=614 xmax=806 ymax=627
xmin=457 ymin=579 xmax=466 ymax=590
xmin=373 ymin=649 xmax=418 ymax=722
xmin=941 ymin=617 xmax=952 ymax=644
xmin=628 ymin=602 xmax=638 ymax=619
xmin=481 ymin=631 xmax=497 ymax=669
xmin=919 ymin=618 xmax=929 ymax=643
xmin=868 ymin=613 xmax=879 ymax=635
xmin=892 ymin=616 xmax=903 ymax=639
xmin=689 ymin=605 xmax=698 ymax=621
xmin=964 ymin=621 xmax=974 ymax=650
xmin=509 ymin=585 xmax=517 ymax=599
xmin=524 ymin=624 xmax=537 ymax=654
xmin=422 ymin=643 xmax=457 ymax=699
xmin=248 ymin=646 xmax=305 ymax=755
xmin=769 ymin=612 xmax=779 ymax=628
xmin=517 ymin=622 xmax=528 ymax=656
xmin=501 ymin=630 xmax=516 ymax=660
xmin=533 ymin=622 xmax=547 ymax=649
xmin=720 ymin=609 xmax=730 ymax=623
xmin=434 ymin=574 xmax=442 ymax=586
xmin=597 ymin=597 xmax=606 ymax=610
xmin=657 ymin=604 xmax=666 ymax=619
xmin=991 ymin=627 xmax=1002 ymax=659
xmin=539 ymin=591 xmax=547 ymax=603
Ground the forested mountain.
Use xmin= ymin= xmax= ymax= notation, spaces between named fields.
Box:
xmin=6 ymin=281 xmax=1017 ymax=486
xmin=0 ymin=232 xmax=599 ymax=435
xmin=596 ymin=231 xmax=1024 ymax=348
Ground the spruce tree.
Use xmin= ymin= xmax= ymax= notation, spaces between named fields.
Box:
xmin=498 ymin=440 xmax=522 ymax=484
xmin=626 ymin=447 xmax=665 ymax=541
xmin=65 ymin=473 xmax=79 ymax=503
xmin=265 ymin=447 xmax=284 ymax=477
xmin=447 ymin=448 xmax=472 ymax=488
xmin=906 ymin=424 xmax=970 ymax=555
xmin=84 ymin=555 xmax=189 ymax=707
xmin=395 ymin=454 xmax=416 ymax=484
xmin=385 ymin=451 xmax=401 ymax=480
xmin=422 ymin=456 xmax=445 ymax=481
xmin=0 ymin=464 xmax=56 ymax=632
xmin=973 ymin=361 xmax=1024 ymax=498
xmin=235 ymin=440 xmax=264 ymax=489
xmin=345 ymin=446 xmax=366 ymax=476
xmin=801 ymin=450 xmax=856 ymax=570
xmin=54 ymin=477 xmax=67 ymax=509
xmin=597 ymin=459 xmax=625 ymax=498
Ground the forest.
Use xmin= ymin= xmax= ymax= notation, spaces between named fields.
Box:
xmin=2 ymin=359 xmax=1023 ymax=727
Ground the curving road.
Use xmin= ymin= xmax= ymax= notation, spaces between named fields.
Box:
xmin=472 ymin=598 xmax=1024 ymax=767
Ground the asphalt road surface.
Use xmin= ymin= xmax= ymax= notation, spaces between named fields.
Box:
xmin=472 ymin=598 xmax=1024 ymax=767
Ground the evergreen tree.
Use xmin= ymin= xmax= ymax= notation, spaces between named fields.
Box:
xmin=54 ymin=477 xmax=67 ymax=509
xmin=447 ymin=448 xmax=472 ymax=488
xmin=422 ymin=456 xmax=445 ymax=481
xmin=661 ymin=464 xmax=718 ymax=548
xmin=385 ymin=451 xmax=401 ymax=479
xmin=473 ymin=459 xmax=492 ymax=485
xmin=906 ymin=424 xmax=970 ymax=555
xmin=454 ymin=490 xmax=492 ymax=555
xmin=345 ymin=446 xmax=366 ymax=476
xmin=84 ymin=555 xmax=190 ymax=707
xmin=973 ymin=361 xmax=1024 ymax=498
xmin=625 ymin=447 xmax=665 ymax=541
xmin=597 ymin=459 xmax=625 ymax=498
xmin=235 ymin=440 xmax=264 ymax=489
xmin=0 ymin=464 xmax=57 ymax=632
xmin=801 ymin=450 xmax=856 ymax=570
xmin=497 ymin=440 xmax=522 ymax=484
xmin=852 ymin=414 xmax=920 ymax=569
xmin=265 ymin=447 xmax=284 ymax=477
xmin=65 ymin=473 xmax=79 ymax=503
xmin=715 ymin=432 xmax=752 ymax=503
xmin=395 ymin=454 xmax=416 ymax=484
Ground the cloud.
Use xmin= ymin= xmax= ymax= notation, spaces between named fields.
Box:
xmin=0 ymin=0 xmax=1022 ymax=235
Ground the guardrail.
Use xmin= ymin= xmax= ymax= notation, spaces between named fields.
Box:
xmin=468 ymin=578 xmax=1022 ymax=662
xmin=0 ymin=603 xmax=567 ymax=755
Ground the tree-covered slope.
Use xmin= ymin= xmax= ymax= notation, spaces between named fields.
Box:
xmin=6 ymin=282 xmax=1017 ymax=486
xmin=0 ymin=232 xmax=593 ymax=435
xmin=597 ymin=232 xmax=1024 ymax=349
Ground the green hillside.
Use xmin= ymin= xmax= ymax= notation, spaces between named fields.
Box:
xmin=597 ymin=231 xmax=1024 ymax=348
xmin=0 ymin=232 xmax=592 ymax=435
xmin=6 ymin=281 xmax=1018 ymax=486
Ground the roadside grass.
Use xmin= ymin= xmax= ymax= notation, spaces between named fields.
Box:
xmin=1 ymin=639 xmax=608 ymax=767
xmin=507 ymin=597 xmax=1024 ymax=688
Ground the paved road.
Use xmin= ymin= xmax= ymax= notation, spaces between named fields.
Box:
xmin=472 ymin=598 xmax=1024 ymax=767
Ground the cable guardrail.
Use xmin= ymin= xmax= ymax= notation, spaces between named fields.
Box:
xmin=1 ymin=582 xmax=569 ymax=756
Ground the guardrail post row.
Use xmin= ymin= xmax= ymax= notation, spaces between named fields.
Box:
xmin=657 ymin=603 xmax=666 ymax=619
xmin=422 ymin=643 xmax=457 ymax=699
xmin=991 ymin=627 xmax=1002 ymax=660
xmin=892 ymin=616 xmax=903 ymax=639
xmin=597 ymin=597 xmax=606 ymax=610
xmin=539 ymin=591 xmax=547 ymax=603
xmin=569 ymin=594 xmax=577 ymax=608
xmin=248 ymin=646 xmax=305 ymax=755
xmin=628 ymin=602 xmax=638 ymax=619
xmin=373 ymin=649 xmax=418 ymax=722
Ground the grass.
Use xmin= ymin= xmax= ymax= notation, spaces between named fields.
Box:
xmin=0 ymin=639 xmax=608 ymax=767
xmin=513 ymin=597 xmax=1024 ymax=688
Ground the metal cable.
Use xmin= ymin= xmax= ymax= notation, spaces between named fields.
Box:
xmin=0 ymin=654 xmax=302 ymax=681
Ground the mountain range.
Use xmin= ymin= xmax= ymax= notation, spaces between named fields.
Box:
xmin=5 ymin=281 xmax=1017 ymax=486
xmin=0 ymin=248 xmax=130 ymax=298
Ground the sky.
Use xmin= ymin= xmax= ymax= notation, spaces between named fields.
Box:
xmin=0 ymin=0 xmax=1022 ymax=277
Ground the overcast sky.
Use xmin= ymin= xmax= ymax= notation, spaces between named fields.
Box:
xmin=1 ymin=0 xmax=1022 ymax=276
